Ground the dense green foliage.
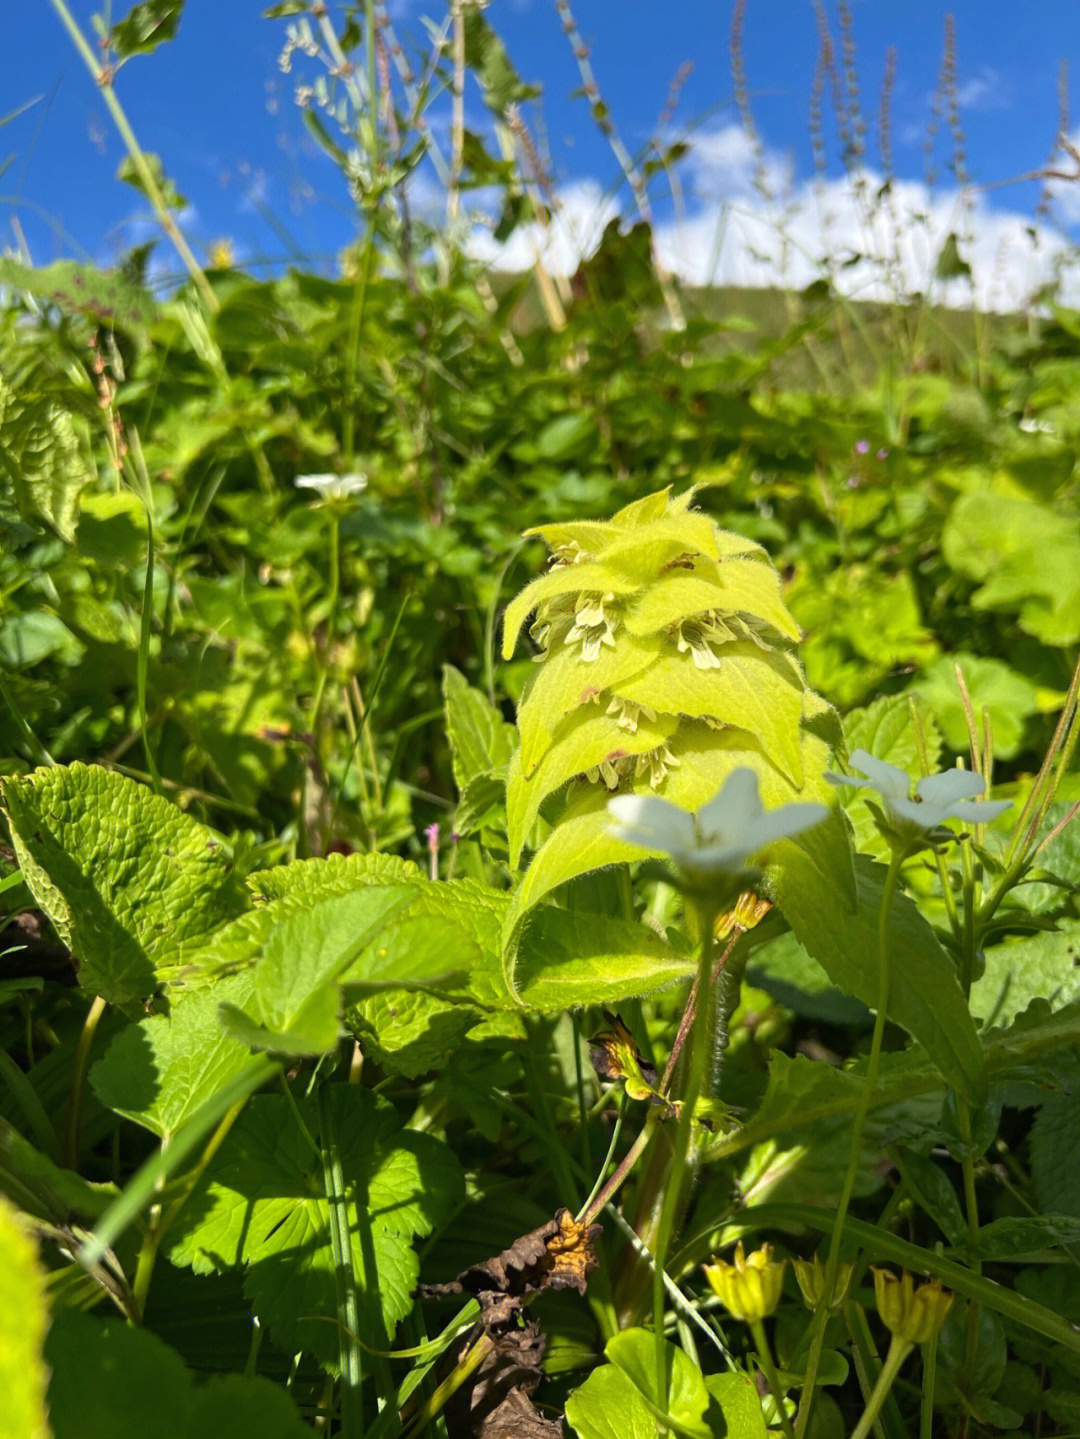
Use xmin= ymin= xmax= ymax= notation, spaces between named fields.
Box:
xmin=5 ymin=5 xmax=1080 ymax=1437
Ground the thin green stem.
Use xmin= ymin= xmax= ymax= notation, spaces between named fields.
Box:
xmin=851 ymin=1335 xmax=912 ymax=1439
xmin=750 ymin=1319 xmax=796 ymax=1439
xmin=318 ymin=1085 xmax=364 ymax=1439
xmin=797 ymin=849 xmax=903 ymax=1436
xmin=651 ymin=906 xmax=717 ymax=1419
xmin=921 ymin=1338 xmax=938 ymax=1439
xmin=579 ymin=1111 xmax=658 ymax=1226
xmin=47 ymin=0 xmax=218 ymax=313
xmin=65 ymin=995 xmax=107 ymax=1170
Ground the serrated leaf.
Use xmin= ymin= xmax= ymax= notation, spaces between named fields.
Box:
xmin=442 ymin=664 xmax=516 ymax=792
xmin=515 ymin=907 xmax=695 ymax=1010
xmin=91 ymin=977 xmax=257 ymax=1136
xmin=246 ymin=849 xmax=421 ymax=904
xmin=2 ymin=764 xmax=249 ymax=1003
xmin=0 ymin=371 xmax=95 ymax=542
xmin=165 ymin=1086 xmax=462 ymax=1371
xmin=776 ymin=852 xmax=984 ymax=1091
xmin=971 ymin=926 xmax=1080 ymax=1030
xmin=1031 ymin=1093 xmax=1080 ymax=1218
xmin=507 ymin=708 xmax=677 ymax=865
xmin=565 ymin=1362 xmax=656 ymax=1439
xmin=0 ymin=256 xmax=156 ymax=330
xmin=0 ymin=1195 xmax=49 ymax=1439
xmin=44 ymin=1310 xmax=310 ymax=1439
xmin=346 ymin=990 xmax=484 ymax=1078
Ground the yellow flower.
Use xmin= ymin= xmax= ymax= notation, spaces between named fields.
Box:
xmin=703 ymin=1241 xmax=786 ymax=1322
xmin=872 ymin=1269 xmax=954 ymax=1346
xmin=791 ymin=1255 xmax=856 ymax=1313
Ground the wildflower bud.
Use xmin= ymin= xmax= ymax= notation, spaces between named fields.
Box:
xmin=703 ymin=1241 xmax=785 ymax=1323
xmin=716 ymin=889 xmax=773 ymax=939
xmin=791 ymin=1254 xmax=856 ymax=1313
xmin=872 ymin=1268 xmax=954 ymax=1346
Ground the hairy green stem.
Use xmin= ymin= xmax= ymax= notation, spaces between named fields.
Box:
xmin=47 ymin=0 xmax=218 ymax=313
xmin=796 ymin=850 xmax=903 ymax=1436
xmin=651 ymin=905 xmax=717 ymax=1419
xmin=318 ymin=1085 xmax=365 ymax=1439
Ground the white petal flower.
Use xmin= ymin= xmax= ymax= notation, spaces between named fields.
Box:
xmin=827 ymin=748 xmax=1011 ymax=832
xmin=295 ymin=472 xmax=369 ymax=501
xmin=608 ymin=767 xmax=828 ymax=875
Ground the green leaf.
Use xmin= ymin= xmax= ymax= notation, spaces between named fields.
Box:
xmin=975 ymin=1215 xmax=1080 ymax=1261
xmin=442 ymin=664 xmax=516 ymax=792
xmin=971 ymin=926 xmax=1080 ymax=1030
xmin=117 ymin=151 xmax=187 ymax=209
xmin=501 ymin=561 xmax=639 ymax=660
xmin=44 ymin=1310 xmax=310 ymax=1439
xmin=605 ymin=1327 xmax=712 ymax=1439
xmin=908 ymin=653 xmax=1048 ymax=761
xmin=565 ymin=1363 xmax=656 ymax=1439
xmin=166 ymin=1085 xmax=463 ymax=1371
xmin=0 ymin=1195 xmax=49 ymax=1439
xmin=91 ymin=977 xmax=257 ymax=1136
xmin=345 ymin=990 xmax=484 ymax=1078
xmin=0 ymin=256 xmax=156 ymax=330
xmin=2 ymin=765 xmax=249 ymax=1003
xmin=777 ymin=853 xmax=984 ymax=1091
xmin=110 ymin=1 xmax=184 ymax=59
xmin=246 ymin=849 xmax=420 ymax=904
xmin=515 ymin=907 xmax=696 ymax=1011
xmin=892 ymin=1146 xmax=968 ymax=1247
xmin=0 ymin=370 xmax=94 ymax=542
xmin=705 ymin=1372 xmax=769 ymax=1437
xmin=1031 ymin=1091 xmax=1080 ymax=1218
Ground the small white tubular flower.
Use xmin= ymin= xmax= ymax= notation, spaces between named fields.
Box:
xmin=828 ymin=748 xmax=1011 ymax=831
xmin=295 ymin=472 xmax=369 ymax=501
xmin=607 ymin=767 xmax=829 ymax=874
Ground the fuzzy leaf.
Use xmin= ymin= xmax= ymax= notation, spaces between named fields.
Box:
xmin=246 ymin=850 xmax=421 ymax=903
xmin=442 ymin=664 xmax=516 ymax=792
xmin=165 ymin=1086 xmax=463 ymax=1371
xmin=44 ymin=1310 xmax=310 ymax=1439
xmin=515 ymin=907 xmax=695 ymax=1010
xmin=971 ymin=925 xmax=1080 ymax=1030
xmin=91 ymin=977 xmax=257 ymax=1136
xmin=777 ymin=853 xmax=984 ymax=1090
xmin=507 ymin=708 xmax=677 ymax=865
xmin=2 ymin=764 xmax=249 ymax=1003
xmin=501 ymin=561 xmax=639 ymax=659
xmin=0 ymin=1196 xmax=49 ymax=1439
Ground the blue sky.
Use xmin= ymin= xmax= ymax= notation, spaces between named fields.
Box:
xmin=6 ymin=2 xmax=1080 ymax=307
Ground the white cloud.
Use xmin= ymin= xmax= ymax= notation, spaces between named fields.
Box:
xmin=468 ymin=122 xmax=1080 ymax=314
xmin=952 ymin=67 xmax=1007 ymax=112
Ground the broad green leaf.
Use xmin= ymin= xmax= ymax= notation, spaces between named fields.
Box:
xmin=605 ymin=1327 xmax=712 ymax=1439
xmin=0 ymin=256 xmax=155 ymax=330
xmin=731 ymin=1051 xmax=944 ymax=1208
xmin=971 ymin=926 xmax=1080 ymax=1030
xmin=516 ymin=636 xmax=662 ymax=776
xmin=908 ymin=654 xmax=1048 ymax=761
xmin=442 ymin=664 xmax=516 ymax=792
xmin=0 ymin=371 xmax=94 ymax=543
xmin=507 ymin=708 xmax=677 ymax=866
xmin=0 ymin=1114 xmax=114 ymax=1225
xmin=776 ymin=854 xmax=984 ymax=1091
xmin=705 ymin=1373 xmax=768 ymax=1436
xmin=110 ymin=0 xmax=184 ymax=57
xmin=975 ymin=1215 xmax=1080 ymax=1261
xmin=565 ymin=1363 xmax=656 ymax=1439
xmin=515 ymin=907 xmax=695 ymax=1011
xmin=841 ymin=694 xmax=943 ymax=854
xmin=346 ymin=990 xmax=484 ymax=1078
xmin=2 ymin=765 xmax=249 ymax=1003
xmin=44 ymin=1310 xmax=310 ymax=1439
xmin=1031 ymin=1093 xmax=1080 ymax=1219
xmin=892 ymin=1147 xmax=968 ymax=1247
xmin=615 ymin=645 xmax=806 ymax=785
xmin=747 ymin=929 xmax=868 ymax=1026
xmin=454 ymin=769 xmax=508 ymax=836
xmin=622 ymin=561 xmax=798 ymax=640
xmin=91 ymin=977 xmax=256 ymax=1136
xmin=0 ymin=1195 xmax=49 ymax=1439
xmin=247 ymin=849 xmax=420 ymax=903
xmin=165 ymin=1085 xmax=463 ymax=1371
